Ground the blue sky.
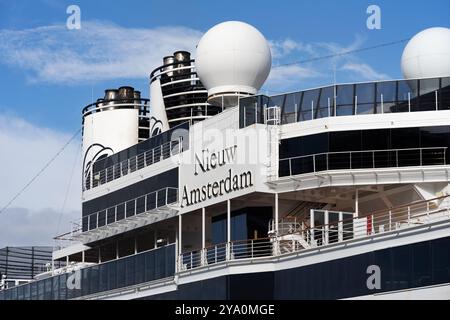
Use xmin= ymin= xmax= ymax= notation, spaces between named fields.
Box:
xmin=0 ymin=0 xmax=449 ymax=131
xmin=0 ymin=0 xmax=448 ymax=246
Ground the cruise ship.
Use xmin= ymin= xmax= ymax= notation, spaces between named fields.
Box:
xmin=1 ymin=21 xmax=450 ymax=300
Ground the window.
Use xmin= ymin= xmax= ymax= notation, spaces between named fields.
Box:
xmin=335 ymin=85 xmax=354 ymax=116
xmin=376 ymin=81 xmax=396 ymax=113
xmin=317 ymin=86 xmax=334 ymax=118
xmin=300 ymin=89 xmax=319 ymax=121
xmin=282 ymin=92 xmax=302 ymax=124
xmin=355 ymin=83 xmax=375 ymax=114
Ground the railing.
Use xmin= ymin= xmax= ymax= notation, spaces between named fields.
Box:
xmin=179 ymin=196 xmax=450 ymax=271
xmin=0 ymin=244 xmax=176 ymax=301
xmin=84 ymin=138 xmax=183 ymax=191
xmin=279 ymin=147 xmax=447 ymax=177
xmin=239 ymin=76 xmax=450 ymax=128
xmin=58 ymin=187 xmax=178 ymax=238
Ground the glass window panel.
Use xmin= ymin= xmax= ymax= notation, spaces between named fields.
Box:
xmin=335 ymin=85 xmax=354 ymax=116
xmin=81 ymin=268 xmax=90 ymax=297
xmin=155 ymin=249 xmax=166 ymax=279
xmin=317 ymin=86 xmax=334 ymax=118
xmin=31 ymin=282 xmax=38 ymax=300
xmin=59 ymin=274 xmax=67 ymax=300
xmin=98 ymin=210 xmax=106 ymax=227
xmin=301 ymin=89 xmax=320 ymax=120
xmin=398 ymin=80 xmax=418 ymax=112
xmin=126 ymin=200 xmax=136 ymax=218
xmin=99 ymin=264 xmax=108 ymax=292
xmin=107 ymin=207 xmax=116 ymax=224
xmin=136 ymin=196 xmax=146 ymax=214
xmin=145 ymin=250 xmax=156 ymax=282
xmin=24 ymin=284 xmax=31 ymax=300
xmin=89 ymin=213 xmax=97 ymax=230
xmin=90 ymin=265 xmax=99 ymax=295
xmin=356 ymin=83 xmax=376 ymax=104
xmin=52 ymin=276 xmax=59 ymax=300
xmin=419 ymin=78 xmax=439 ymax=111
xmin=282 ymin=92 xmax=302 ymax=124
xmin=38 ymin=280 xmax=45 ymax=300
xmin=157 ymin=189 xmax=167 ymax=206
xmin=107 ymin=260 xmax=117 ymax=291
xmin=146 ymin=193 xmax=157 ymax=211
xmin=240 ymin=96 xmax=258 ymax=127
xmin=44 ymin=278 xmax=53 ymax=300
xmin=116 ymin=259 xmax=126 ymax=289
xmin=126 ymin=256 xmax=136 ymax=287
xmin=440 ymin=77 xmax=450 ymax=110
xmin=135 ymin=254 xmax=145 ymax=285
xmin=116 ymin=203 xmax=125 ymax=221
xmin=376 ymin=81 xmax=396 ymax=113
xmin=82 ymin=216 xmax=89 ymax=232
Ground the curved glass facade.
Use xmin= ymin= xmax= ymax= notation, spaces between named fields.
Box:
xmin=239 ymin=77 xmax=450 ymax=128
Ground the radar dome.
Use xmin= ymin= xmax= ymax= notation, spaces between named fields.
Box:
xmin=401 ymin=27 xmax=450 ymax=79
xmin=195 ymin=21 xmax=272 ymax=108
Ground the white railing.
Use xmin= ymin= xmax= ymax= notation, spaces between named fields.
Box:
xmin=279 ymin=147 xmax=447 ymax=177
xmin=179 ymin=196 xmax=450 ymax=272
xmin=56 ymin=187 xmax=178 ymax=240
xmin=84 ymin=138 xmax=183 ymax=191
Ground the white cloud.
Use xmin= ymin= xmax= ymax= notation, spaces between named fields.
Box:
xmin=0 ymin=21 xmax=203 ymax=84
xmin=267 ymin=35 xmax=391 ymax=91
xmin=0 ymin=208 xmax=78 ymax=248
xmin=0 ymin=114 xmax=81 ymax=246
xmin=341 ymin=62 xmax=390 ymax=81
xmin=269 ymin=38 xmax=316 ymax=59
xmin=266 ymin=64 xmax=322 ymax=90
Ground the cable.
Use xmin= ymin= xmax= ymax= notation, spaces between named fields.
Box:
xmin=55 ymin=141 xmax=81 ymax=239
xmin=273 ymin=38 xmax=411 ymax=68
xmin=0 ymin=128 xmax=82 ymax=215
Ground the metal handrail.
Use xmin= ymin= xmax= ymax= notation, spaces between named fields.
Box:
xmin=60 ymin=187 xmax=179 ymax=238
xmin=82 ymin=99 xmax=150 ymax=116
xmin=241 ymin=76 xmax=450 ymax=128
xmin=84 ymin=138 xmax=183 ymax=191
xmin=179 ymin=195 xmax=450 ymax=272
xmin=279 ymin=147 xmax=447 ymax=177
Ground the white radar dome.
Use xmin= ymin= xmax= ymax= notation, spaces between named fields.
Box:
xmin=401 ymin=27 xmax=450 ymax=79
xmin=195 ymin=21 xmax=272 ymax=108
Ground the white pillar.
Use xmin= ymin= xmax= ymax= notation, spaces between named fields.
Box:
xmin=116 ymin=241 xmax=119 ymax=259
xmin=179 ymin=214 xmax=183 ymax=255
xmin=202 ymin=207 xmax=206 ymax=249
xmin=154 ymin=229 xmax=157 ymax=249
xmin=134 ymin=237 xmax=138 ymax=254
xmin=82 ymin=251 xmax=85 ymax=263
xmin=227 ymin=200 xmax=231 ymax=243
xmin=275 ymin=193 xmax=279 ymax=234
xmin=227 ymin=200 xmax=231 ymax=260
xmin=355 ymin=189 xmax=359 ymax=218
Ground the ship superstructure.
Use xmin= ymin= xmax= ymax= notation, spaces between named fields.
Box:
xmin=1 ymin=22 xmax=450 ymax=300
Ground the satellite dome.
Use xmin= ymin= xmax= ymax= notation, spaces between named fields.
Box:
xmin=195 ymin=21 xmax=272 ymax=108
xmin=401 ymin=27 xmax=450 ymax=79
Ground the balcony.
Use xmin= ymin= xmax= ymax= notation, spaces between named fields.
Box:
xmin=0 ymin=244 xmax=175 ymax=301
xmin=279 ymin=147 xmax=447 ymax=177
xmin=180 ymin=196 xmax=450 ymax=272
xmin=84 ymin=122 xmax=189 ymax=192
